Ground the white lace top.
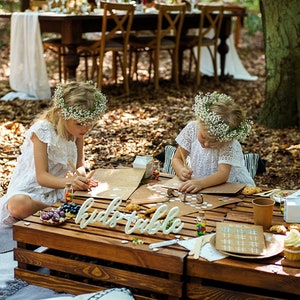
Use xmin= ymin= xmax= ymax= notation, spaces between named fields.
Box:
xmin=0 ymin=120 xmax=77 ymax=223
xmin=175 ymin=121 xmax=255 ymax=186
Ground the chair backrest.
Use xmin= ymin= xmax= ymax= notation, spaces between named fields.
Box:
xmin=153 ymin=3 xmax=186 ymax=50
xmin=100 ymin=1 xmax=135 ymax=45
xmin=96 ymin=1 xmax=135 ymax=92
xmin=161 ymin=145 xmax=259 ymax=179
xmin=197 ymin=4 xmax=224 ymax=46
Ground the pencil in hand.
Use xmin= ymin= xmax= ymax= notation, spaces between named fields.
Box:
xmin=68 ymin=160 xmax=81 ymax=176
xmin=179 ymin=147 xmax=188 ymax=169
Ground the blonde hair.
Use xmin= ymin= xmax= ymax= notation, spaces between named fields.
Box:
xmin=193 ymin=92 xmax=252 ymax=142
xmin=36 ymin=81 xmax=107 ymax=139
xmin=209 ymin=101 xmax=245 ymax=130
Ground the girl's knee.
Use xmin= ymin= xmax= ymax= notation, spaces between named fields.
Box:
xmin=7 ymin=195 xmax=32 ymax=219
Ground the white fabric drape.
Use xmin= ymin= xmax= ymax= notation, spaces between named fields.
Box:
xmin=3 ymin=12 xmax=51 ymax=100
xmin=197 ymin=33 xmax=258 ymax=81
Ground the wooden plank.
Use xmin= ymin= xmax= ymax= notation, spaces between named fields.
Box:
xmin=14 ymin=268 xmax=155 ymax=300
xmin=186 ymin=281 xmax=287 ymax=300
xmin=14 ymin=248 xmax=183 ymax=297
xmin=13 ymin=223 xmax=185 ymax=275
xmin=186 ymin=258 xmax=300 ymax=296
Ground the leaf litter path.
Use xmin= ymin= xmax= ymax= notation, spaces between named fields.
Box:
xmin=0 ymin=32 xmax=299 ymax=196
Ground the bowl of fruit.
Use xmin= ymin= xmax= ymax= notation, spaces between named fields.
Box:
xmin=40 ymin=207 xmax=67 ymax=226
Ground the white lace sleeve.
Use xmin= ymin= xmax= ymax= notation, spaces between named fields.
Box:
xmin=23 ymin=120 xmax=77 ymax=168
xmin=219 ymin=141 xmax=245 ymax=167
xmin=26 ymin=120 xmax=57 ymax=146
xmin=175 ymin=121 xmax=198 ymax=152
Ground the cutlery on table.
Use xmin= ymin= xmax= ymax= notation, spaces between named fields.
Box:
xmin=253 ymin=189 xmax=281 ymax=197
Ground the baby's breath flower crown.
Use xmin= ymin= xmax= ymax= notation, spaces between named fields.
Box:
xmin=53 ymin=81 xmax=107 ymax=122
xmin=193 ymin=92 xmax=252 ymax=142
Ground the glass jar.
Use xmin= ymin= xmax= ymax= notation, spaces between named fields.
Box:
xmin=196 ymin=211 xmax=206 ymax=236
xmin=64 ymin=182 xmax=74 ymax=203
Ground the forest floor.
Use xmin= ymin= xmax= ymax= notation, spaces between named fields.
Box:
xmin=0 ymin=27 xmax=299 ymax=196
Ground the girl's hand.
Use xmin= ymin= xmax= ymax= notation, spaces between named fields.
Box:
xmin=72 ymin=174 xmax=91 ymax=191
xmin=179 ymin=179 xmax=203 ymax=194
xmin=87 ymin=171 xmax=98 ymax=190
xmin=71 ymin=169 xmax=99 ymax=191
xmin=177 ymin=167 xmax=193 ymax=181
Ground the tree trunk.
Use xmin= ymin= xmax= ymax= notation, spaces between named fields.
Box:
xmin=258 ymin=0 xmax=300 ymax=128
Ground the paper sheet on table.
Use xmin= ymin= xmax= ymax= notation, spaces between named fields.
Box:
xmin=129 ymin=181 xmax=172 ymax=205
xmin=162 ymin=176 xmax=245 ymax=194
xmin=196 ymin=33 xmax=258 ymax=81
xmin=178 ymin=234 xmax=227 ymax=261
xmin=130 ymin=181 xmax=243 ymax=210
xmin=75 ymin=168 xmax=145 ymax=200
xmin=2 ymin=12 xmax=51 ymax=101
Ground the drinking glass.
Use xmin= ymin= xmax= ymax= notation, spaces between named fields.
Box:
xmin=61 ymin=0 xmax=66 ymax=11
xmin=54 ymin=0 xmax=60 ymax=12
xmin=47 ymin=0 xmax=54 ymax=11
xmin=96 ymin=0 xmax=101 ymax=9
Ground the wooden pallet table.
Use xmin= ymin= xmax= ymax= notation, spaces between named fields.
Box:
xmin=12 ymin=190 xmax=300 ymax=300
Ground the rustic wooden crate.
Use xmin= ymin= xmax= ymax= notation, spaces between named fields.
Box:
xmin=185 ymin=199 xmax=300 ymax=300
xmin=13 ymin=198 xmax=187 ymax=300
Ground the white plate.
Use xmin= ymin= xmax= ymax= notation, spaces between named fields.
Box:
xmin=210 ymin=233 xmax=284 ymax=259
xmin=270 ymin=190 xmax=296 ymax=203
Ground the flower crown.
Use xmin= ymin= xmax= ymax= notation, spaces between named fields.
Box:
xmin=193 ymin=92 xmax=252 ymax=142
xmin=53 ymin=81 xmax=107 ymax=122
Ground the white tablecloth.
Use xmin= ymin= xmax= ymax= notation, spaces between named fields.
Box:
xmin=197 ymin=33 xmax=258 ymax=81
xmin=2 ymin=12 xmax=51 ymax=101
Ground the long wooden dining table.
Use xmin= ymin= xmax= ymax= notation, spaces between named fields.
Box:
xmin=0 ymin=10 xmax=234 ymax=81
xmin=12 ymin=173 xmax=300 ymax=300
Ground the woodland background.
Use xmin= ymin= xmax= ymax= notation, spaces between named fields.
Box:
xmin=0 ymin=1 xmax=299 ymax=197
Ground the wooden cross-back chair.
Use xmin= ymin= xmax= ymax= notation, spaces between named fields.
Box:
xmin=78 ymin=1 xmax=135 ymax=95
xmin=29 ymin=1 xmax=67 ymax=82
xmin=179 ymin=4 xmax=224 ymax=86
xmin=129 ymin=3 xmax=186 ymax=90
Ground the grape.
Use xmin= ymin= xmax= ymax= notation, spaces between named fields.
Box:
xmin=41 ymin=211 xmax=50 ymax=220
xmin=47 ymin=211 xmax=54 ymax=218
xmin=52 ymin=214 xmax=60 ymax=222
xmin=59 ymin=210 xmax=66 ymax=217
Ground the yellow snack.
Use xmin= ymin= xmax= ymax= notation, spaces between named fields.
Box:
xmin=288 ymin=224 xmax=300 ymax=231
xmin=269 ymin=224 xmax=287 ymax=234
xmin=241 ymin=186 xmax=262 ymax=195
xmin=145 ymin=206 xmax=157 ymax=215
xmin=125 ymin=203 xmax=141 ymax=212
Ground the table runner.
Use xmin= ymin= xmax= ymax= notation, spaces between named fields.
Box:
xmin=5 ymin=12 xmax=51 ymax=100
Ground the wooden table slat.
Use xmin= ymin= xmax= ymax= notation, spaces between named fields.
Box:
xmin=14 ymin=248 xmax=183 ymax=297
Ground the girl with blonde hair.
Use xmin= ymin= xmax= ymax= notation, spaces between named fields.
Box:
xmin=0 ymin=81 xmax=107 ymax=226
xmin=172 ymin=91 xmax=255 ymax=194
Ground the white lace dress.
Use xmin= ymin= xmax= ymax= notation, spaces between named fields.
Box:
xmin=175 ymin=121 xmax=255 ymax=186
xmin=0 ymin=120 xmax=78 ymax=224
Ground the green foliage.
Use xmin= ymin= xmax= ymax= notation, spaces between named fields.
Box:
xmin=0 ymin=1 xmax=20 ymax=47
xmin=245 ymin=13 xmax=262 ymax=36
xmin=239 ymin=0 xmax=259 ymax=11
xmin=208 ymin=0 xmax=262 ymax=36
xmin=0 ymin=0 xmax=20 ymax=12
